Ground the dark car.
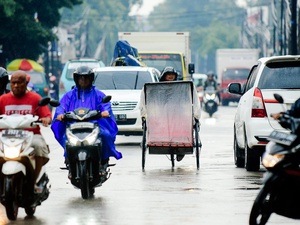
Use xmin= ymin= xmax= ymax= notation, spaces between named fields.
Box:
xmin=7 ymin=71 xmax=49 ymax=97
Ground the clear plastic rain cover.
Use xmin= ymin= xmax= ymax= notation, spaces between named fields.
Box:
xmin=144 ymin=81 xmax=193 ymax=147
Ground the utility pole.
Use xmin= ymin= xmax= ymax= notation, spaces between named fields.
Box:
xmin=290 ymin=0 xmax=297 ymax=55
xmin=280 ymin=0 xmax=284 ymax=55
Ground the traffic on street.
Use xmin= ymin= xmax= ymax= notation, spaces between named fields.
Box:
xmin=0 ymin=105 xmax=298 ymax=225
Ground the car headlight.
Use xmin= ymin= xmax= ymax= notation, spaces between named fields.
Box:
xmin=262 ymin=152 xmax=284 ymax=168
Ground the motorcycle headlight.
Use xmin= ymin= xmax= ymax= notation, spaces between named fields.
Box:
xmin=66 ymin=127 xmax=99 ymax=146
xmin=205 ymin=93 xmax=216 ymax=100
xmin=66 ymin=129 xmax=80 ymax=146
xmin=262 ymin=152 xmax=285 ymax=168
xmin=3 ymin=143 xmax=22 ymax=159
xmin=84 ymin=127 xmax=99 ymax=145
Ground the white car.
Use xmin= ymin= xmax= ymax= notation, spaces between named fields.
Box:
xmin=228 ymin=55 xmax=300 ymax=171
xmin=93 ymin=66 xmax=160 ymax=136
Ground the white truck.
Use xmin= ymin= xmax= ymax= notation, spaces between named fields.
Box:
xmin=215 ymin=48 xmax=260 ymax=105
xmin=118 ymin=32 xmax=192 ymax=80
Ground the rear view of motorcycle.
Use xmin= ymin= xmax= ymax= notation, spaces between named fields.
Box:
xmin=249 ymin=94 xmax=300 ymax=225
xmin=0 ymin=97 xmax=59 ymax=220
xmin=202 ymin=86 xmax=219 ymax=117
xmin=62 ymin=96 xmax=114 ymax=199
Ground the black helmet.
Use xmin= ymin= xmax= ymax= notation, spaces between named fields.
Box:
xmin=159 ymin=66 xmax=178 ymax=81
xmin=0 ymin=67 xmax=9 ymax=94
xmin=207 ymin=71 xmax=215 ymax=77
xmin=0 ymin=67 xmax=8 ymax=81
xmin=73 ymin=66 xmax=95 ymax=87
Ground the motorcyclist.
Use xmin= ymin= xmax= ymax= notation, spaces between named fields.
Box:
xmin=51 ymin=66 xmax=122 ymax=174
xmin=139 ymin=66 xmax=201 ymax=162
xmin=0 ymin=70 xmax=52 ymax=192
xmin=203 ymin=71 xmax=220 ymax=102
xmin=203 ymin=71 xmax=218 ymax=91
xmin=0 ymin=67 xmax=9 ymax=96
xmin=49 ymin=75 xmax=58 ymax=100
xmin=26 ymin=73 xmax=36 ymax=92
xmin=272 ymin=98 xmax=300 ymax=120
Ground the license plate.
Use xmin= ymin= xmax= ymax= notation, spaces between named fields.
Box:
xmin=116 ymin=114 xmax=127 ymax=121
xmin=1 ymin=129 xmax=29 ymax=138
xmin=268 ymin=131 xmax=297 ymax=146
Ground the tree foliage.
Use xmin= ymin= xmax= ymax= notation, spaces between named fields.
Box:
xmin=59 ymin=0 xmax=142 ymax=64
xmin=0 ymin=0 xmax=82 ymax=66
xmin=147 ymin=0 xmax=245 ymax=72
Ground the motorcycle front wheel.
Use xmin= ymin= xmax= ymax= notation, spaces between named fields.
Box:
xmin=249 ymin=183 xmax=272 ymax=225
xmin=25 ymin=206 xmax=36 ymax=216
xmin=4 ymin=176 xmax=19 ymax=220
xmin=79 ymin=161 xmax=91 ymax=199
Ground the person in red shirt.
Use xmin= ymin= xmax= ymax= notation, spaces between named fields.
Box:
xmin=0 ymin=70 xmax=51 ymax=190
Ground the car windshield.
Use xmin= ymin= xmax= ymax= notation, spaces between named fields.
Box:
xmin=139 ymin=53 xmax=182 ymax=75
xmin=222 ymin=69 xmax=249 ymax=80
xmin=66 ymin=61 xmax=101 ymax=79
xmin=94 ymin=71 xmax=153 ymax=90
xmin=28 ymin=71 xmax=46 ymax=84
xmin=258 ymin=61 xmax=300 ymax=89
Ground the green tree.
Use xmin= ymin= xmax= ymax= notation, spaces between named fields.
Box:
xmin=0 ymin=0 xmax=82 ymax=66
xmin=60 ymin=0 xmax=142 ymax=65
xmin=147 ymin=0 xmax=245 ymax=72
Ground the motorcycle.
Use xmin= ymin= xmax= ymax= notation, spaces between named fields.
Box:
xmin=202 ymin=86 xmax=219 ymax=117
xmin=0 ymin=97 xmax=59 ymax=220
xmin=62 ymin=95 xmax=113 ymax=199
xmin=249 ymin=94 xmax=300 ymax=225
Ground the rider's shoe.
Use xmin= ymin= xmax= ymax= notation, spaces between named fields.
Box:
xmin=34 ymin=184 xmax=43 ymax=194
xmin=64 ymin=157 xmax=69 ymax=170
xmin=176 ymin=154 xmax=185 ymax=162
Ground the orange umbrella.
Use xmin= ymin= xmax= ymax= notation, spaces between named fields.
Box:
xmin=7 ymin=59 xmax=44 ymax=72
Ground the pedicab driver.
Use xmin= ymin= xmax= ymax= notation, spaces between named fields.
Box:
xmin=139 ymin=66 xmax=201 ymax=161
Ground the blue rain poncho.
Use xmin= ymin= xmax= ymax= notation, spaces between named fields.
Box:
xmin=51 ymin=86 xmax=122 ymax=160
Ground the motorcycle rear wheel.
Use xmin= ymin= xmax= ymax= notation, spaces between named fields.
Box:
xmin=4 ymin=177 xmax=19 ymax=220
xmin=249 ymin=184 xmax=272 ymax=225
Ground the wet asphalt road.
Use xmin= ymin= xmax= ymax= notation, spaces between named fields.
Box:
xmin=0 ymin=105 xmax=299 ymax=225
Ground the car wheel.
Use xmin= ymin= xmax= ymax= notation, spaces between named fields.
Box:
xmin=245 ymin=144 xmax=260 ymax=171
xmin=234 ymin=132 xmax=244 ymax=168
xmin=222 ymin=99 xmax=229 ymax=106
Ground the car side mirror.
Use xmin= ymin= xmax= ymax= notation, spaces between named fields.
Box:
xmin=228 ymin=83 xmax=242 ymax=95
xmin=188 ymin=63 xmax=195 ymax=75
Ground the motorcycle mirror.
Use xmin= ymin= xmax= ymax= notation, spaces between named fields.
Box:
xmin=38 ymin=97 xmax=51 ymax=106
xmin=274 ymin=94 xmax=284 ymax=104
xmin=49 ymin=99 xmax=60 ymax=107
xmin=102 ymin=95 xmax=112 ymax=103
